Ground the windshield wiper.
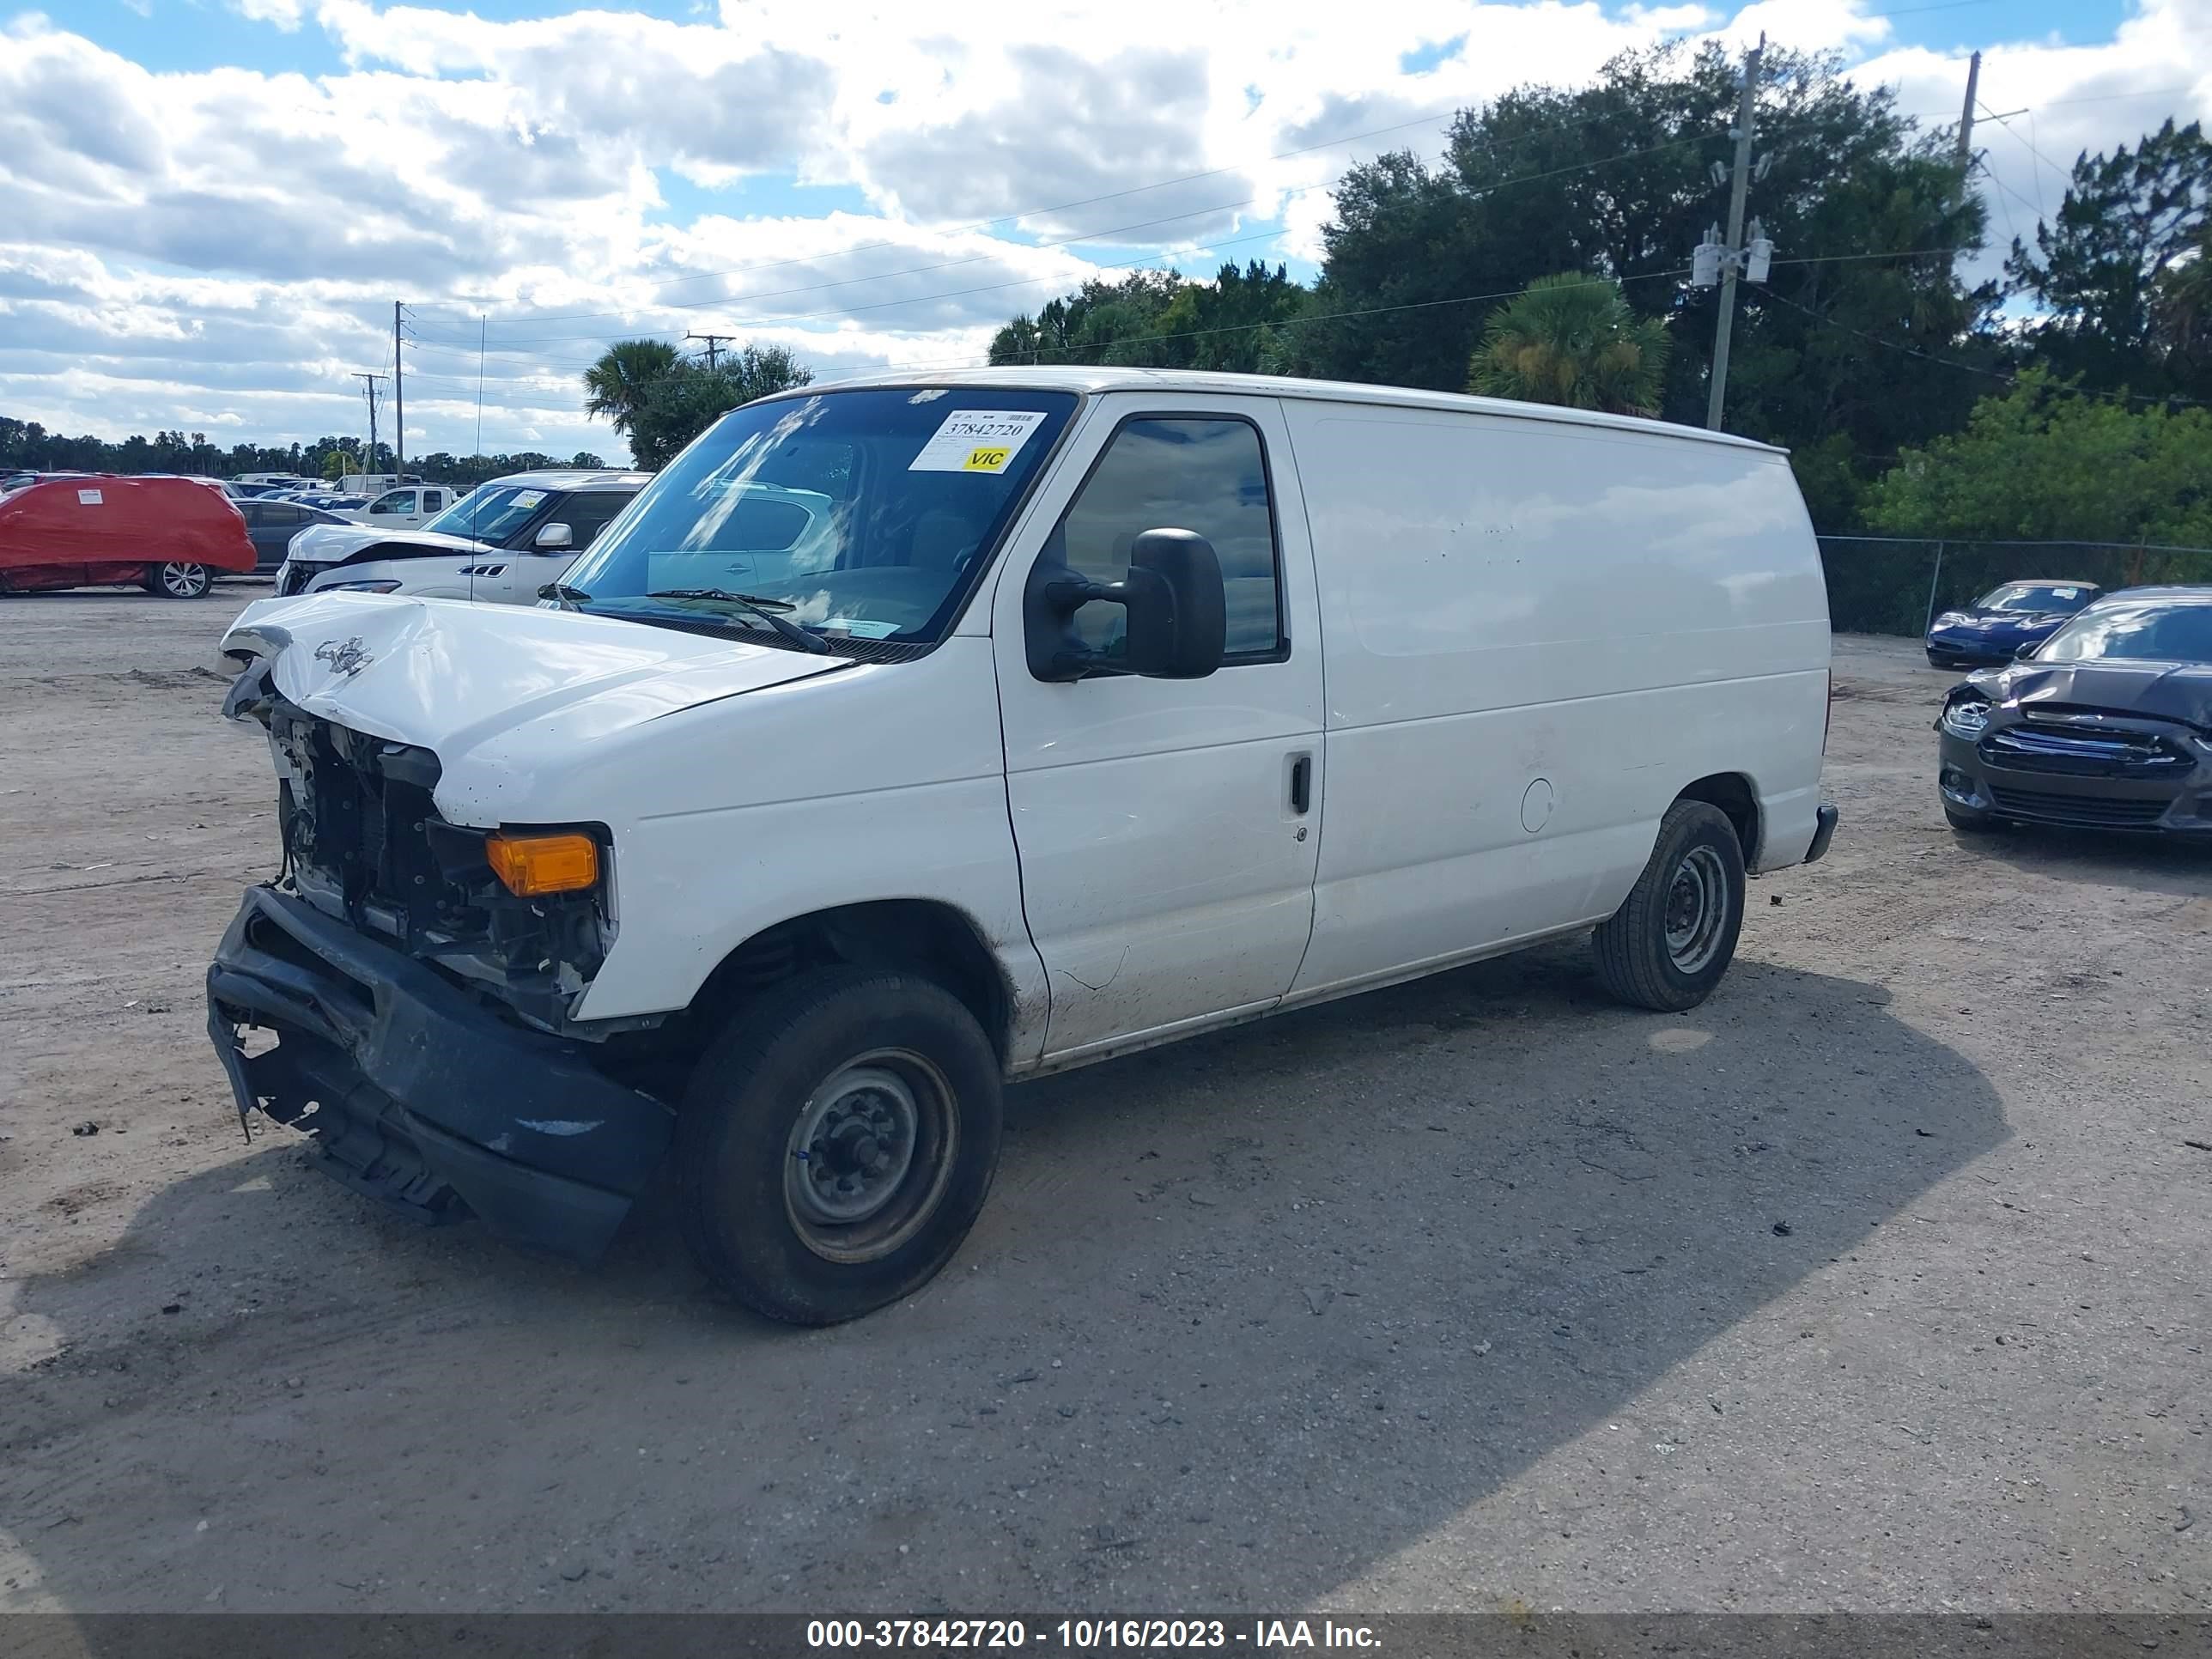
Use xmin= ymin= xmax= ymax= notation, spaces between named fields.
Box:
xmin=538 ymin=581 xmax=592 ymax=605
xmin=645 ymin=588 xmax=830 ymax=654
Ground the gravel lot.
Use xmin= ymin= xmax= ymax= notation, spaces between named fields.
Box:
xmin=1 ymin=589 xmax=2207 ymax=1616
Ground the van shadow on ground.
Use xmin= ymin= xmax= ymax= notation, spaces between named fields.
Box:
xmin=1 ymin=942 xmax=2002 ymax=1616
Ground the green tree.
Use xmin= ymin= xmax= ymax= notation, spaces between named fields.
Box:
xmin=624 ymin=343 xmax=812 ymax=470
xmin=2008 ymin=119 xmax=2212 ymax=395
xmin=581 ymin=338 xmax=684 ymax=447
xmin=2149 ymin=228 xmax=2212 ymax=386
xmin=1468 ymin=274 xmax=1670 ymax=414
xmin=570 ymin=450 xmax=606 ymax=468
xmin=1273 ymin=41 xmax=1992 ymax=522
xmin=989 ymin=271 xmax=1184 ymax=367
xmin=1864 ymin=370 xmax=2212 ymax=548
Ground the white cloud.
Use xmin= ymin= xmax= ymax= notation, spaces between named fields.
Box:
xmin=1 ymin=0 xmax=2206 ymax=464
xmin=232 ymin=0 xmax=307 ymax=27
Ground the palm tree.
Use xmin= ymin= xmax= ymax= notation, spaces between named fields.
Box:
xmin=1468 ymin=275 xmax=1671 ymax=417
xmin=2152 ymin=233 xmax=2212 ymax=371
xmin=582 ymin=339 xmax=682 ymax=441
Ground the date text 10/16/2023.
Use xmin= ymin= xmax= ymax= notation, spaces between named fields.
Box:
xmin=805 ymin=1620 xmax=1382 ymax=1650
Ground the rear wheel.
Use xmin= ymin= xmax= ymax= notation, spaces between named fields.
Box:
xmin=149 ymin=562 xmax=213 ymax=599
xmin=676 ymin=967 xmax=1003 ymax=1326
xmin=1594 ymin=800 xmax=1746 ymax=1012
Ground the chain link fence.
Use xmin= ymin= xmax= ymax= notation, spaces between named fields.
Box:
xmin=1817 ymin=537 xmax=2212 ymax=636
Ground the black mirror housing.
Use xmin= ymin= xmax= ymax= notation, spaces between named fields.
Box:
xmin=1023 ymin=527 xmax=1227 ymax=683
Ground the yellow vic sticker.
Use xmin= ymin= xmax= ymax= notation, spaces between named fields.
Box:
xmin=963 ymin=447 xmax=1012 ymax=471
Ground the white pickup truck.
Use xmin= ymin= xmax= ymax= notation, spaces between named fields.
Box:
xmin=335 ymin=483 xmax=455 ymax=531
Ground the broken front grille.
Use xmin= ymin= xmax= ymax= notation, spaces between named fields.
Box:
xmin=1981 ymin=720 xmax=2195 ymax=778
xmin=272 ymin=708 xmax=454 ymax=942
xmin=267 ymin=707 xmax=612 ymax=1030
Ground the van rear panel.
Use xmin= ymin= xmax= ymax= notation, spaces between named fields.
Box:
xmin=1277 ymin=398 xmax=1828 ymax=997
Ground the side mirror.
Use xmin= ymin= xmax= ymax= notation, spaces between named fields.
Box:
xmin=533 ymin=522 xmax=574 ymax=550
xmin=1024 ymin=527 xmax=1226 ymax=684
xmin=2014 ymin=639 xmax=2039 ymax=661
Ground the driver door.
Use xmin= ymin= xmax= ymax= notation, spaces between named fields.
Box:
xmin=988 ymin=394 xmax=1323 ymax=1063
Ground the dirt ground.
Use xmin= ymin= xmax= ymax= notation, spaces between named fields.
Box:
xmin=1 ymin=586 xmax=2207 ymax=1616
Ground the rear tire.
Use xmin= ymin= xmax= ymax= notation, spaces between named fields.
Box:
xmin=149 ymin=562 xmax=213 ymax=599
xmin=676 ymin=967 xmax=1003 ymax=1326
xmin=1594 ymin=800 xmax=1746 ymax=1012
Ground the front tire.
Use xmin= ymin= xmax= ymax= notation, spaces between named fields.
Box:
xmin=676 ymin=967 xmax=1004 ymax=1326
xmin=1594 ymin=800 xmax=1746 ymax=1012
xmin=149 ymin=562 xmax=213 ymax=599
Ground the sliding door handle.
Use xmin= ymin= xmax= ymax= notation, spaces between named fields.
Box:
xmin=1289 ymin=753 xmax=1312 ymax=815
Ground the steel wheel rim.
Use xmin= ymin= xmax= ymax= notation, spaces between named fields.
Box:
xmin=1663 ymin=844 xmax=1729 ymax=974
xmin=160 ymin=562 xmax=207 ymax=598
xmin=782 ymin=1048 xmax=956 ymax=1264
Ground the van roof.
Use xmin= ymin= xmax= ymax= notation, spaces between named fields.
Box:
xmin=781 ymin=366 xmax=1784 ymax=454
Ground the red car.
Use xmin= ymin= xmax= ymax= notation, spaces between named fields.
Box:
xmin=0 ymin=473 xmax=258 ymax=599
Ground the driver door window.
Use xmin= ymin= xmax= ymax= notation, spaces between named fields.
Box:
xmin=1051 ymin=416 xmax=1284 ymax=661
xmin=551 ymin=492 xmax=631 ymax=550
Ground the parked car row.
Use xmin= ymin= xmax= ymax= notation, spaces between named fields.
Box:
xmin=0 ymin=469 xmax=640 ymax=596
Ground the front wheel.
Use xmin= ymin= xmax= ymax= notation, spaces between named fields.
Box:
xmin=676 ymin=967 xmax=1004 ymax=1325
xmin=1593 ymin=800 xmax=1747 ymax=1012
xmin=149 ymin=562 xmax=213 ymax=599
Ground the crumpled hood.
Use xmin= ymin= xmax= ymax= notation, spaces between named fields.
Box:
xmin=222 ymin=592 xmax=849 ymax=821
xmin=1933 ymin=608 xmax=2063 ymax=633
xmin=288 ymin=523 xmax=495 ymax=566
xmin=1968 ymin=659 xmax=2212 ymax=729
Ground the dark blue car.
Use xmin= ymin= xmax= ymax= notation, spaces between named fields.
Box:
xmin=1925 ymin=580 xmax=2102 ymax=669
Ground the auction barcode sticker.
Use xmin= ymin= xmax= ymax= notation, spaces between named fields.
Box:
xmin=908 ymin=410 xmax=1048 ymax=474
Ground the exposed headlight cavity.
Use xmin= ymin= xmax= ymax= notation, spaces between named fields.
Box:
xmin=1941 ymin=694 xmax=1992 ymax=739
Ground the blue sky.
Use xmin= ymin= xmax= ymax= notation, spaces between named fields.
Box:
xmin=3 ymin=0 xmax=2202 ymax=463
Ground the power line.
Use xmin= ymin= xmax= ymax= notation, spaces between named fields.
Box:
xmin=402 ymin=97 xmax=1688 ymax=330
xmin=398 ymin=88 xmax=1999 ymax=358
xmin=1763 ymin=287 xmax=2209 ymax=408
xmin=404 ymin=133 xmax=1720 ymax=362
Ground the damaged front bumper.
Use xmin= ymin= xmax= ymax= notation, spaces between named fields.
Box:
xmin=207 ymin=884 xmax=673 ymax=1261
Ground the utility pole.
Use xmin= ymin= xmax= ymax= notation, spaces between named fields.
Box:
xmin=392 ymin=301 xmax=405 ymax=479
xmin=1942 ymin=52 xmax=1983 ymax=289
xmin=1954 ymin=52 xmax=1982 ymax=171
xmin=686 ymin=332 xmax=732 ymax=371
xmin=352 ymin=371 xmax=388 ymax=480
xmin=1705 ymin=34 xmax=1763 ymax=431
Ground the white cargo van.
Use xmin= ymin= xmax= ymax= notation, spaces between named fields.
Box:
xmin=209 ymin=368 xmax=1837 ymax=1325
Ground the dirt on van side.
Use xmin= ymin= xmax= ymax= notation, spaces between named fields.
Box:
xmin=3 ymin=592 xmax=2209 ymax=1617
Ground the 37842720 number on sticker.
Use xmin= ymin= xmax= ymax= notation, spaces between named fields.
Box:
xmin=908 ymin=410 xmax=1048 ymax=474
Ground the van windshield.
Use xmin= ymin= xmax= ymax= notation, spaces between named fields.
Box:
xmin=559 ymin=388 xmax=1078 ymax=649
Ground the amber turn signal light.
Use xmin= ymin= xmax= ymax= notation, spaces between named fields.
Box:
xmin=485 ymin=831 xmax=599 ymax=896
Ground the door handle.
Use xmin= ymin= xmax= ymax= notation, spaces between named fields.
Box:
xmin=1289 ymin=753 xmax=1312 ymax=815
